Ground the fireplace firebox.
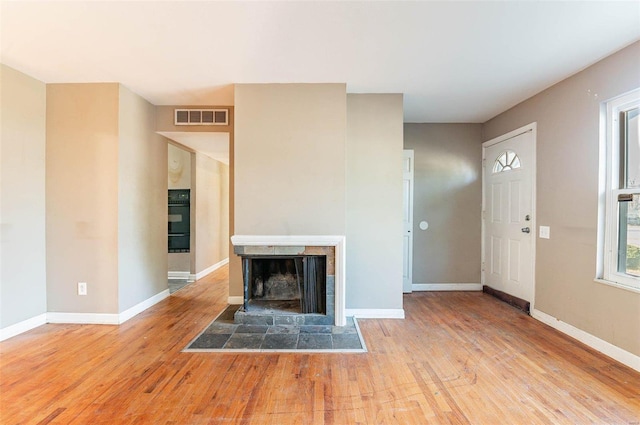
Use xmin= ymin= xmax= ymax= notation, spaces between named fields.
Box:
xmin=243 ymin=256 xmax=326 ymax=314
xmin=231 ymin=238 xmax=343 ymax=326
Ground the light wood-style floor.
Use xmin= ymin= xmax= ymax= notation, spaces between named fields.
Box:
xmin=1 ymin=266 xmax=639 ymax=424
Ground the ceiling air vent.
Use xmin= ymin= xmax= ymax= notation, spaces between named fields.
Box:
xmin=174 ymin=109 xmax=228 ymax=126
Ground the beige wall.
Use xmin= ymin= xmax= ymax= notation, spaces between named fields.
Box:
xmin=168 ymin=253 xmax=190 ymax=273
xmin=404 ymin=124 xmax=483 ymax=284
xmin=194 ymin=154 xmax=229 ymax=274
xmin=346 ymin=94 xmax=404 ymax=310
xmin=46 ymin=83 xmax=120 ymax=313
xmin=483 ymin=41 xmax=640 ymax=356
xmin=168 ymin=143 xmax=191 ymax=190
xmin=228 ymin=127 xmax=237 ymax=297
xmin=117 ymin=86 xmax=167 ymax=312
xmin=0 ymin=65 xmax=47 ymax=328
xmin=47 ymin=83 xmax=168 ymax=315
xmin=232 ymin=83 xmax=347 ymax=297
xmin=234 ymin=84 xmax=347 ymax=235
xmin=220 ymin=161 xmax=230 ymax=261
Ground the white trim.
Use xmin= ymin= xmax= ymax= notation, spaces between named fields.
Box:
xmin=334 ymin=237 xmax=346 ymax=326
xmin=594 ymin=278 xmax=640 ymax=294
xmin=118 ymin=289 xmax=170 ymax=324
xmin=532 ymin=308 xmax=640 ymax=373
xmin=345 ymin=309 xmax=405 ymax=319
xmin=412 ymin=283 xmax=482 ymax=291
xmin=483 ymin=123 xmax=535 ymax=148
xmin=0 ymin=313 xmax=47 ymax=342
xmin=47 ymin=312 xmax=120 ymax=325
xmin=47 ymin=289 xmax=170 ymax=325
xmin=1 ymin=290 xmax=171 ymax=338
xmin=168 ymin=271 xmax=190 ymax=280
xmin=403 ymin=149 xmax=414 ymax=294
xmin=231 ymin=235 xmax=347 ymax=326
xmin=227 ymin=296 xmax=244 ymax=304
xmin=481 ymin=122 xmax=537 ymax=312
xmin=600 ymin=89 xmax=640 ymax=290
xmin=231 ymin=235 xmax=345 ymax=246
xmin=195 ymin=258 xmax=229 ymax=280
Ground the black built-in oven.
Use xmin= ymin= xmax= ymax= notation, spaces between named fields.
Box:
xmin=168 ymin=189 xmax=190 ymax=252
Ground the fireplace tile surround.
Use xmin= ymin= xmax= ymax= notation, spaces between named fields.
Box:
xmin=231 ymin=235 xmax=346 ymax=326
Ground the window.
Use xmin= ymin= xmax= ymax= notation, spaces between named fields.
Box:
xmin=492 ymin=150 xmax=521 ymax=173
xmin=601 ymin=88 xmax=640 ymax=290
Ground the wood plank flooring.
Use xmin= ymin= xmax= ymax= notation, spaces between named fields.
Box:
xmin=1 ymin=266 xmax=639 ymax=424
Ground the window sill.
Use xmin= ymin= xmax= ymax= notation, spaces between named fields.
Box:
xmin=594 ymin=278 xmax=640 ymax=295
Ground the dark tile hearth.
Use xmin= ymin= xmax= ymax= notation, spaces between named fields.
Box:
xmin=263 ymin=334 xmax=298 ymax=349
xmin=297 ymin=334 xmax=332 ymax=350
xmin=184 ymin=305 xmax=366 ymax=352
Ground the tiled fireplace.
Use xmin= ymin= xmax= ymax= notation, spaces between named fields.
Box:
xmin=231 ymin=236 xmax=346 ymax=326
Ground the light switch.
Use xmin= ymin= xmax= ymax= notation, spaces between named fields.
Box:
xmin=539 ymin=226 xmax=550 ymax=239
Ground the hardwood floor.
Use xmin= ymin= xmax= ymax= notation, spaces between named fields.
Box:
xmin=1 ymin=266 xmax=639 ymax=424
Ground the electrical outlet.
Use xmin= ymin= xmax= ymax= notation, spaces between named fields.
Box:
xmin=78 ymin=282 xmax=87 ymax=295
xmin=539 ymin=226 xmax=550 ymax=239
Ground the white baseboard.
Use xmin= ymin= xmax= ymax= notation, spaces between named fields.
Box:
xmin=345 ymin=309 xmax=405 ymax=319
xmin=195 ymin=258 xmax=229 ymax=280
xmin=412 ymin=283 xmax=482 ymax=291
xmin=169 ymin=258 xmax=229 ymax=282
xmin=228 ymin=296 xmax=243 ymax=305
xmin=3 ymin=289 xmax=173 ymax=336
xmin=168 ymin=271 xmax=190 ymax=280
xmin=119 ymin=289 xmax=170 ymax=324
xmin=47 ymin=312 xmax=120 ymax=325
xmin=0 ymin=313 xmax=48 ymax=342
xmin=532 ymin=308 xmax=640 ymax=373
xmin=48 ymin=289 xmax=171 ymax=326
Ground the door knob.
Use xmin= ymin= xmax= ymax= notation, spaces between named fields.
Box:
xmin=521 ymin=227 xmax=531 ymax=233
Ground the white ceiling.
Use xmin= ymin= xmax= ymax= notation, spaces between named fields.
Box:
xmin=1 ymin=1 xmax=639 ymax=123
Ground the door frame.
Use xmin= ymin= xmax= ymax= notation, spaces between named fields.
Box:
xmin=481 ymin=122 xmax=537 ymax=310
xmin=403 ymin=149 xmax=414 ymax=293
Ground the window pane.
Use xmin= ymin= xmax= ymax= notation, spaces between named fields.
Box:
xmin=624 ymin=108 xmax=639 ymax=189
xmin=618 ymin=193 xmax=640 ymax=277
xmin=492 ymin=150 xmax=521 ymax=174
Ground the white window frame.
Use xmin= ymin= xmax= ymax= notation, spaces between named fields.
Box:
xmin=599 ymin=88 xmax=640 ymax=292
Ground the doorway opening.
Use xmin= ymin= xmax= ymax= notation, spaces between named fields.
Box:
xmin=162 ymin=132 xmax=231 ymax=294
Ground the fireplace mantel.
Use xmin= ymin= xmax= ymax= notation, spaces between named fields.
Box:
xmin=231 ymin=235 xmax=346 ymax=326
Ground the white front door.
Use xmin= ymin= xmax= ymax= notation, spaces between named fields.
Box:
xmin=482 ymin=126 xmax=535 ymax=303
xmin=403 ymin=150 xmax=414 ymax=293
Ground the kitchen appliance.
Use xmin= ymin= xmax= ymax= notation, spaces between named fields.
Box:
xmin=168 ymin=189 xmax=190 ymax=252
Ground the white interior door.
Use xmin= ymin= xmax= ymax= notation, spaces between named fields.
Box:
xmin=482 ymin=128 xmax=535 ymax=303
xmin=403 ymin=150 xmax=414 ymax=293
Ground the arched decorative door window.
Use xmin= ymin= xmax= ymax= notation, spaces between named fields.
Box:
xmin=492 ymin=150 xmax=521 ymax=173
